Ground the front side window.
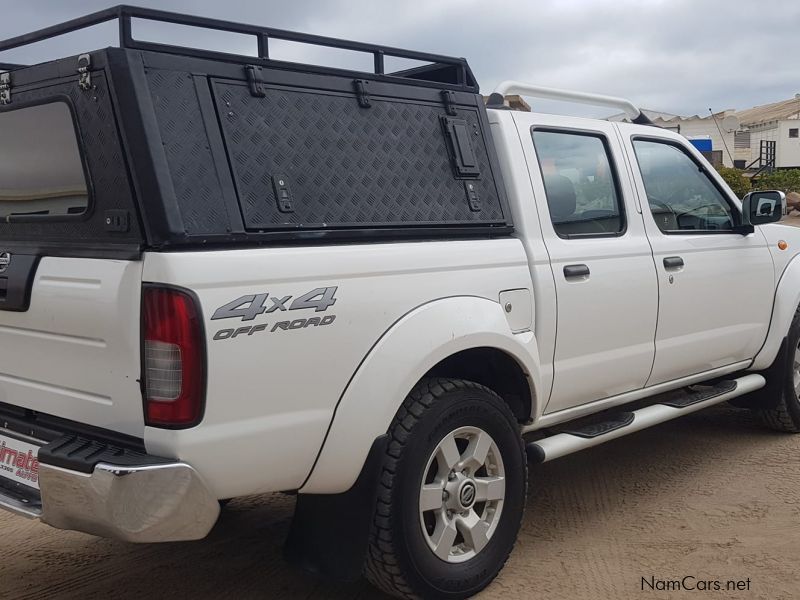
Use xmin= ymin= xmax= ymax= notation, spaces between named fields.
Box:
xmin=0 ymin=102 xmax=88 ymax=220
xmin=532 ymin=130 xmax=624 ymax=237
xmin=790 ymin=128 xmax=799 ymax=139
xmin=633 ymin=139 xmax=735 ymax=233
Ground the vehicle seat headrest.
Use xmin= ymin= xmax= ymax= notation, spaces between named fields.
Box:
xmin=543 ymin=174 xmax=576 ymax=219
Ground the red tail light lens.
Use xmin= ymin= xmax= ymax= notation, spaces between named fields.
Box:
xmin=142 ymin=286 xmax=205 ymax=428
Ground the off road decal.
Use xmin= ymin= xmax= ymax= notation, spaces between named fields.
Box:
xmin=211 ymin=286 xmax=338 ymax=341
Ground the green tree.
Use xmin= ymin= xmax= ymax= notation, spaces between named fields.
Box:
xmin=715 ymin=166 xmax=751 ymax=199
xmin=757 ymin=169 xmax=800 ymax=194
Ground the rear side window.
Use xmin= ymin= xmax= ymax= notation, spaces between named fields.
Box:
xmin=0 ymin=102 xmax=88 ymax=220
xmin=532 ymin=129 xmax=625 ymax=237
xmin=632 ymin=139 xmax=735 ymax=233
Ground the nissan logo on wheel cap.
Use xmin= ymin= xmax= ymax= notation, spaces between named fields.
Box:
xmin=459 ymin=481 xmax=476 ymax=508
xmin=0 ymin=252 xmax=10 ymax=274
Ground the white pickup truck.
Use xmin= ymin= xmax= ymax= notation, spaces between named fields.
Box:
xmin=0 ymin=7 xmax=797 ymax=600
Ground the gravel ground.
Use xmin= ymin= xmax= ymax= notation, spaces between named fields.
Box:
xmin=1 ymin=403 xmax=799 ymax=600
xmin=4 ymin=217 xmax=800 ymax=599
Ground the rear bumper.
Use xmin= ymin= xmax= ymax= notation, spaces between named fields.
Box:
xmin=0 ymin=460 xmax=220 ymax=543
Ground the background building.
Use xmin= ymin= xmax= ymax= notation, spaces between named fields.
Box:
xmin=734 ymin=95 xmax=800 ymax=169
xmin=608 ymin=109 xmax=738 ymax=167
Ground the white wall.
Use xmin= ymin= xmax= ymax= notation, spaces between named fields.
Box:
xmin=663 ymin=117 xmax=736 ymax=167
xmin=778 ymin=120 xmax=800 ymax=168
xmin=740 ymin=119 xmax=800 ymax=169
xmin=746 ymin=123 xmax=779 ymax=168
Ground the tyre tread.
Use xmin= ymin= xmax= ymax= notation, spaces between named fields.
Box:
xmin=363 ymin=377 xmax=519 ymax=599
xmin=757 ymin=306 xmax=800 ymax=433
xmin=757 ymin=402 xmax=800 ymax=432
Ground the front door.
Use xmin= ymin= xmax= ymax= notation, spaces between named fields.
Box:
xmin=518 ymin=114 xmax=659 ymax=412
xmin=623 ymin=132 xmax=775 ymax=385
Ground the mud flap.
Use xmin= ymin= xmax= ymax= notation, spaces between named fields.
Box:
xmin=284 ymin=434 xmax=388 ymax=581
xmin=729 ymin=337 xmax=788 ymax=410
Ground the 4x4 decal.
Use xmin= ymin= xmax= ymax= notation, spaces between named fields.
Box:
xmin=211 ymin=287 xmax=337 ymax=321
xmin=211 ymin=286 xmax=338 ymax=341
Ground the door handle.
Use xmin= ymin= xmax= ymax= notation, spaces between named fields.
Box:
xmin=564 ymin=264 xmax=590 ymax=279
xmin=663 ymin=256 xmax=684 ymax=269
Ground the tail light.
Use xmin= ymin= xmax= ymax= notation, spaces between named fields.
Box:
xmin=142 ymin=286 xmax=205 ymax=428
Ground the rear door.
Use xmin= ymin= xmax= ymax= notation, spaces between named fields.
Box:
xmin=515 ymin=113 xmax=659 ymax=412
xmin=620 ymin=127 xmax=774 ymax=384
xmin=0 ymin=88 xmax=145 ymax=437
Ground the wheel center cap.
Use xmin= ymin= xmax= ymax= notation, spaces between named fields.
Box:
xmin=457 ymin=480 xmax=477 ymax=510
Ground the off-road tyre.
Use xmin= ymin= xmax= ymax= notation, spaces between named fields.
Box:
xmin=364 ymin=377 xmax=527 ymax=599
xmin=756 ymin=306 xmax=800 ymax=432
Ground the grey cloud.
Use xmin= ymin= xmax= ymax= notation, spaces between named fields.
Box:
xmin=1 ymin=0 xmax=798 ymax=117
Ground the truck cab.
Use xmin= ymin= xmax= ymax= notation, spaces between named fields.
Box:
xmin=488 ymin=93 xmax=778 ymax=418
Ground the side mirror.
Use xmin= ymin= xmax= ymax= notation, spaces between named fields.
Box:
xmin=742 ymin=190 xmax=785 ymax=226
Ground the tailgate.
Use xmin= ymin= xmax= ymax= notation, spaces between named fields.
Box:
xmin=0 ymin=257 xmax=144 ymax=437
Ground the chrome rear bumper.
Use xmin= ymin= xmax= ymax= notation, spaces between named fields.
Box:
xmin=0 ymin=460 xmax=220 ymax=542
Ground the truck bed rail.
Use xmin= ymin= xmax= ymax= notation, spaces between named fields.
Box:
xmin=0 ymin=5 xmax=476 ymax=89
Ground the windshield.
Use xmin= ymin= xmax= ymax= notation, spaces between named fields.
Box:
xmin=0 ymin=102 xmax=88 ymax=220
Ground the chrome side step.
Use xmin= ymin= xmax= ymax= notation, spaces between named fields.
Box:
xmin=560 ymin=411 xmax=635 ymax=438
xmin=526 ymin=374 xmax=765 ymax=464
xmin=0 ymin=484 xmax=41 ymax=519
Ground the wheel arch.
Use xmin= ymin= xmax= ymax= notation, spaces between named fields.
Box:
xmin=424 ymin=347 xmax=533 ymax=424
xmin=300 ymin=295 xmax=540 ymax=494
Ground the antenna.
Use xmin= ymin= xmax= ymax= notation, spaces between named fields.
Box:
xmin=708 ymin=108 xmax=734 ymax=167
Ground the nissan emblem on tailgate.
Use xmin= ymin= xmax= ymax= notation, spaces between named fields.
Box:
xmin=0 ymin=252 xmax=10 ymax=274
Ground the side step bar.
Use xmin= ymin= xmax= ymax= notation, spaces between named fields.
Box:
xmin=526 ymin=374 xmax=765 ymax=464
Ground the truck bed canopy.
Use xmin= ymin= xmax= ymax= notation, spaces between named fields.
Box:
xmin=0 ymin=6 xmax=512 ymax=258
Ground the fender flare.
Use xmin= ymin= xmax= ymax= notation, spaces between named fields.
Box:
xmin=300 ymin=296 xmax=541 ymax=494
xmin=752 ymin=254 xmax=800 ymax=370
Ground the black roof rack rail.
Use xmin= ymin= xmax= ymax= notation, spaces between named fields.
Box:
xmin=0 ymin=5 xmax=477 ymax=89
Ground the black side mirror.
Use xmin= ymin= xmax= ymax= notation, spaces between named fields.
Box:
xmin=742 ymin=190 xmax=785 ymax=226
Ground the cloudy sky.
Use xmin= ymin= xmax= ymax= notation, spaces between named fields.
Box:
xmin=2 ymin=0 xmax=799 ymax=118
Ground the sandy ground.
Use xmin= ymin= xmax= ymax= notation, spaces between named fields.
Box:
xmin=3 ymin=219 xmax=800 ymax=599
xmin=1 ymin=403 xmax=799 ymax=600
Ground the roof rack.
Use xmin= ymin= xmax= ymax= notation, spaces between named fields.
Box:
xmin=0 ymin=5 xmax=477 ymax=90
xmin=488 ymin=81 xmax=653 ymax=124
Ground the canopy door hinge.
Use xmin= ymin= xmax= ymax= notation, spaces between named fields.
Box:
xmin=77 ymin=53 xmax=92 ymax=90
xmin=245 ymin=65 xmax=266 ymax=98
xmin=0 ymin=72 xmax=11 ymax=105
xmin=353 ymin=79 xmax=371 ymax=108
xmin=441 ymin=90 xmax=457 ymax=116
